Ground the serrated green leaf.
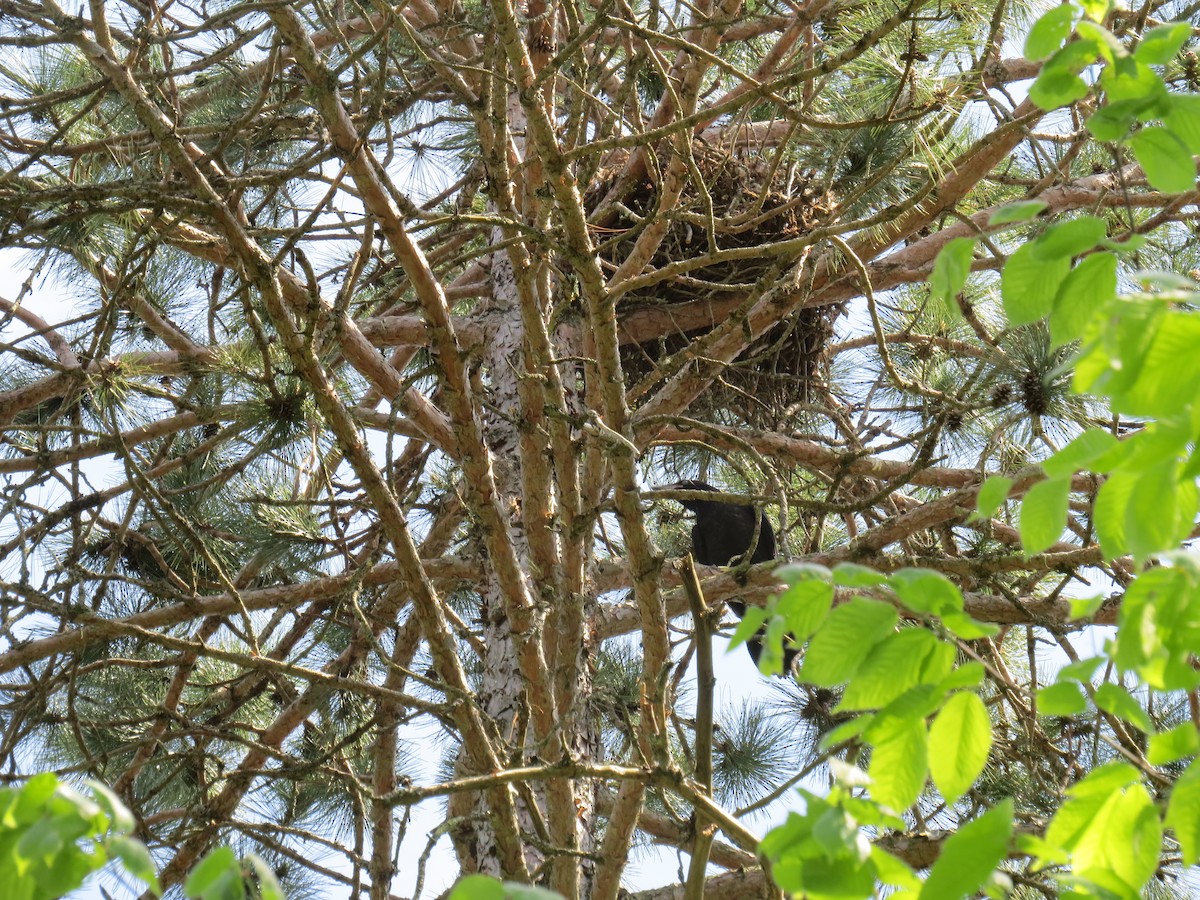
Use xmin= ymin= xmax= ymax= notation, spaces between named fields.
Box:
xmin=940 ymin=611 xmax=999 ymax=640
xmin=1057 ymin=656 xmax=1104 ymax=683
xmin=1134 ymin=22 xmax=1192 ymax=64
xmin=869 ymin=718 xmax=928 ymax=813
xmin=1093 ymin=683 xmax=1154 ymax=733
xmin=1030 ymin=68 xmax=1091 ymax=110
xmin=1020 ymin=477 xmax=1070 ymax=555
xmin=971 ymin=475 xmax=1013 ymax=522
xmin=1043 ymin=428 xmax=1120 ymax=479
xmin=839 ymin=629 xmax=944 ymax=711
xmin=819 ymin=713 xmax=872 ymax=751
xmin=1094 ymin=470 xmax=1137 ymax=559
xmin=1126 ymin=460 xmax=1180 ymax=561
xmin=1120 ymin=310 xmax=1200 ymax=418
xmin=888 ymin=569 xmax=963 ymax=617
xmin=1086 ymin=99 xmax=1148 ymax=141
xmin=449 ymin=875 xmax=506 ymax=900
xmin=1130 ymin=126 xmax=1196 ymax=194
xmin=832 ymin=563 xmax=889 ymax=587
xmin=776 ymin=577 xmax=834 ymax=645
xmin=1069 ymin=782 xmax=1160 ymax=894
xmin=1102 ymin=56 xmax=1167 ymax=102
xmin=988 ymin=201 xmax=1049 ymax=225
xmin=939 ymin=661 xmax=986 ymax=691
xmin=872 ymin=847 xmax=920 ymax=889
xmin=1163 ymin=94 xmax=1200 ymax=153
xmin=1025 ymin=5 xmax=1081 ymax=60
xmin=775 ymin=562 xmax=832 ymax=585
xmin=1167 ymin=759 xmax=1200 ymax=864
xmin=799 ymin=599 xmax=898 ymax=687
xmin=1031 ymin=216 xmax=1108 ymax=261
xmin=1002 ymin=242 xmax=1072 ymax=325
xmin=919 ymin=800 xmax=1013 ymax=900
xmin=727 ymin=606 xmax=768 ymax=655
xmin=1051 ymin=252 xmax=1118 ymax=347
xmin=1038 ymin=681 xmax=1087 ymax=716
xmin=1069 ymin=595 xmax=1106 ymax=620
xmin=930 ymin=237 xmax=975 ymax=318
xmin=1148 ymin=723 xmax=1200 ymax=765
xmin=929 ymin=693 xmax=993 ymax=806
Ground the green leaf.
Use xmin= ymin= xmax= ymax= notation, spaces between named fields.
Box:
xmin=930 ymin=237 xmax=975 ymax=317
xmin=820 ymin=714 xmax=872 ymax=751
xmin=776 ymin=577 xmax=834 ymax=645
xmin=775 ymin=562 xmax=832 ymax=585
xmin=970 ymin=476 xmax=1013 ymax=522
xmin=1057 ymin=656 xmax=1104 ymax=683
xmin=1130 ymin=126 xmax=1196 ymax=194
xmin=1002 ymin=242 xmax=1072 ymax=325
xmin=1025 ymin=4 xmax=1081 ymax=60
xmin=1043 ymin=428 xmax=1120 ymax=479
xmin=1102 ymin=56 xmax=1167 ymax=102
xmin=1079 ymin=0 xmax=1110 ymax=21
xmin=1167 ymin=758 xmax=1200 ymax=864
xmin=1133 ymin=22 xmax=1192 ymax=64
xmin=869 ymin=717 xmax=928 ymax=813
xmin=1050 ymin=252 xmax=1118 ymax=347
xmin=1126 ymin=460 xmax=1180 ymax=561
xmin=1119 ymin=310 xmax=1200 ymax=418
xmin=109 ymin=836 xmax=161 ymax=895
xmin=1086 ymin=99 xmax=1149 ymax=142
xmin=1148 ymin=723 xmax=1200 ymax=766
xmin=1071 ymin=783 xmax=1161 ymax=894
xmin=938 ymin=661 xmax=986 ymax=691
xmin=727 ymin=606 xmax=768 ymax=656
xmin=1019 ymin=477 xmax=1070 ymax=555
xmin=1163 ymin=94 xmax=1200 ymax=153
xmin=1068 ymin=595 xmax=1105 ymax=620
xmin=799 ymin=599 xmax=898 ymax=687
xmin=449 ymin=875 xmax=506 ymax=900
xmin=184 ymin=846 xmax=243 ymax=900
xmin=887 ymin=569 xmax=963 ymax=617
xmin=84 ymin=781 xmax=135 ymax=834
xmin=928 ymin=693 xmax=993 ymax=806
xmin=1093 ymin=470 xmax=1137 ymax=559
xmin=939 ymin=611 xmax=998 ymax=640
xmin=988 ymin=201 xmax=1048 ymax=225
xmin=1030 ymin=68 xmax=1091 ymax=110
xmin=1093 ymin=683 xmax=1154 ymax=733
xmin=832 ymin=563 xmax=889 ymax=587
xmin=872 ymin=847 xmax=920 ymax=890
xmin=839 ymin=629 xmax=945 ymax=711
xmin=1031 ymin=216 xmax=1108 ymax=261
xmin=919 ymin=799 xmax=1013 ymax=900
xmin=1038 ymin=682 xmax=1087 ymax=716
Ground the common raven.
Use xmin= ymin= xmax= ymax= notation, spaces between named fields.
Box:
xmin=668 ymin=480 xmax=797 ymax=674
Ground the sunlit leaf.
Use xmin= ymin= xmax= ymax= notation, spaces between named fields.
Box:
xmin=919 ymin=800 xmax=1013 ymax=899
xmin=929 ymin=693 xmax=992 ymax=806
xmin=1130 ymin=126 xmax=1196 ymax=194
xmin=1019 ymin=477 xmax=1070 ymax=555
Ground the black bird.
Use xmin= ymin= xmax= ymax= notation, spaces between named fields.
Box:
xmin=668 ymin=480 xmax=798 ymax=674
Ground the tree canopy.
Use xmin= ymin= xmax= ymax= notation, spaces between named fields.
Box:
xmin=2 ymin=0 xmax=1200 ymax=896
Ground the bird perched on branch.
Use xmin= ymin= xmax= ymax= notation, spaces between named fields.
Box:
xmin=667 ymin=480 xmax=798 ymax=674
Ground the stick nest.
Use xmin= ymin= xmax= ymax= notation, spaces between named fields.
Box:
xmin=588 ymin=141 xmax=840 ymax=428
